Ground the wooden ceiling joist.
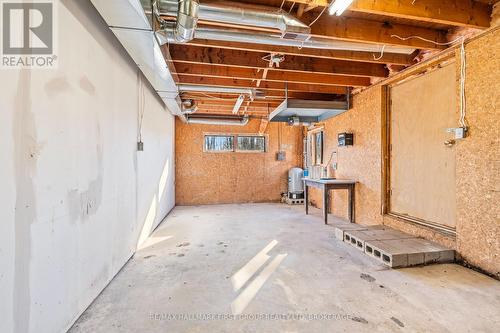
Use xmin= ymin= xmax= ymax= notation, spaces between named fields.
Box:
xmin=169 ymin=45 xmax=389 ymax=77
xmin=172 ymin=63 xmax=372 ymax=87
xmin=292 ymin=0 xmax=491 ymax=29
xmin=177 ymin=75 xmax=349 ymax=94
xmin=197 ymin=105 xmax=271 ymax=113
xmin=303 ymin=14 xmax=447 ymax=50
xmin=186 ymin=39 xmax=415 ymax=65
xmin=181 ymin=91 xmax=342 ymax=100
xmin=196 ymin=99 xmax=281 ymax=107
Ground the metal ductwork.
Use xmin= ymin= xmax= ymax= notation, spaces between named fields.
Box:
xmin=178 ymin=84 xmax=255 ymax=96
xmin=155 ymin=0 xmax=199 ymax=42
xmin=192 ymin=27 xmax=416 ymax=55
xmin=186 ymin=115 xmax=250 ymax=126
xmin=155 ymin=1 xmax=415 ymax=54
xmin=158 ymin=0 xmax=310 ymax=40
xmin=90 ymin=0 xmax=188 ymax=120
xmin=181 ymin=99 xmax=198 ymax=114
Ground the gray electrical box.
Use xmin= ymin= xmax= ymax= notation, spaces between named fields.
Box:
xmin=276 ymin=151 xmax=286 ymax=161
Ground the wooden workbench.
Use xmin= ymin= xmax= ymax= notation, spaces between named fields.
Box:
xmin=303 ymin=178 xmax=356 ymax=225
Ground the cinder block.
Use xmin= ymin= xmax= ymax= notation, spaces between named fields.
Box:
xmin=407 ymin=253 xmax=425 ymax=266
xmin=366 ymin=238 xmax=455 ymax=268
xmin=344 ymin=230 xmax=368 ymax=251
xmin=332 ymin=223 xmax=381 ymax=240
xmin=344 ymin=227 xmax=415 ymax=252
xmin=424 ymin=249 xmax=455 ymax=264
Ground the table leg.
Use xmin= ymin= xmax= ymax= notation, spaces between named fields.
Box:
xmin=348 ymin=185 xmax=355 ymax=223
xmin=304 ymin=184 xmax=309 ymax=215
xmin=323 ymin=186 xmax=328 ymax=225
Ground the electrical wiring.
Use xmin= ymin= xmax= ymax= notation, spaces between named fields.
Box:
xmin=391 ymin=34 xmax=468 ymax=129
xmin=391 ymin=34 xmax=465 ymax=46
xmin=373 ymin=44 xmax=386 ymax=60
xmin=308 ymin=6 xmax=328 ymax=27
xmin=137 ymin=70 xmax=146 ymax=143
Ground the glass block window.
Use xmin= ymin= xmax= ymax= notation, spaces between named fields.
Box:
xmin=237 ymin=136 xmax=266 ymax=152
xmin=204 ymin=135 xmax=234 ymax=152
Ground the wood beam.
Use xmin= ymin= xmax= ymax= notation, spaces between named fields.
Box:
xmin=181 ymin=91 xmax=340 ymax=100
xmin=177 ymin=75 xmax=348 ymax=94
xmin=196 ymin=99 xmax=281 ymax=107
xmin=169 ymin=45 xmax=388 ymax=77
xmin=197 ymin=105 xmax=271 ymax=113
xmin=187 ymin=39 xmax=414 ymax=65
xmin=172 ymin=63 xmax=371 ymax=87
xmin=258 ymin=118 xmax=269 ymax=134
xmin=292 ymin=0 xmax=491 ymax=28
xmin=303 ymin=13 xmax=447 ymax=50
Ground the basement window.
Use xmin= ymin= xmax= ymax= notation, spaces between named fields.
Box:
xmin=204 ymin=135 xmax=234 ymax=152
xmin=236 ymin=136 xmax=266 ymax=152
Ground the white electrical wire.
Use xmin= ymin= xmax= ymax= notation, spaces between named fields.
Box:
xmin=308 ymin=6 xmax=328 ymax=27
xmin=459 ymin=41 xmax=467 ymax=127
xmin=373 ymin=44 xmax=386 ymax=60
xmin=391 ymin=34 xmax=467 ymax=128
xmin=391 ymin=34 xmax=464 ymax=46
xmin=138 ymin=70 xmax=146 ymax=142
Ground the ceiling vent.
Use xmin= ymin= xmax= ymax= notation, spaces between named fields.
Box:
xmin=269 ymin=95 xmax=351 ymax=123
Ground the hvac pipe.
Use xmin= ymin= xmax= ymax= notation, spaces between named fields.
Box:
xmin=178 ymin=84 xmax=256 ymax=95
xmin=155 ymin=0 xmax=199 ymax=43
xmin=195 ymin=28 xmax=415 ymax=54
xmin=181 ymin=99 xmax=198 ymax=114
xmin=158 ymin=0 xmax=310 ymax=37
xmin=186 ymin=115 xmax=250 ymax=126
xmin=156 ymin=26 xmax=415 ymax=55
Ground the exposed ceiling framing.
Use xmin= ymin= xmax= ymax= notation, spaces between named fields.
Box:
xmin=160 ymin=0 xmax=493 ymax=119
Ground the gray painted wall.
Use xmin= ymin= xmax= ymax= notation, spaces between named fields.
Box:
xmin=0 ymin=1 xmax=176 ymax=332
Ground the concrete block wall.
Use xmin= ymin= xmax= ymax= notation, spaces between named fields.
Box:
xmin=0 ymin=1 xmax=175 ymax=332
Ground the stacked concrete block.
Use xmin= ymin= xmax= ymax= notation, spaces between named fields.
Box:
xmin=332 ymin=222 xmax=455 ymax=268
xmin=365 ymin=238 xmax=455 ymax=268
xmin=344 ymin=228 xmax=417 ymax=252
xmin=331 ymin=223 xmax=385 ymax=241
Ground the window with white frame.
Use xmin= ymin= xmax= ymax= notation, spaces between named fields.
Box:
xmin=203 ymin=134 xmax=267 ymax=153
xmin=204 ymin=135 xmax=234 ymax=152
xmin=237 ymin=135 xmax=266 ymax=152
xmin=307 ymin=130 xmax=324 ymax=166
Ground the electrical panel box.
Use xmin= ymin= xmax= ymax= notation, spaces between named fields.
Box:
xmin=338 ymin=133 xmax=353 ymax=146
xmin=276 ymin=151 xmax=286 ymax=161
xmin=446 ymin=127 xmax=468 ymax=139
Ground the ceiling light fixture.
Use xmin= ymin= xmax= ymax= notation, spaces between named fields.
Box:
xmin=328 ymin=0 xmax=354 ymax=16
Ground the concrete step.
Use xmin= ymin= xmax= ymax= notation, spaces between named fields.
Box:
xmin=330 ymin=222 xmax=385 ymax=241
xmin=365 ymin=238 xmax=455 ymax=268
xmin=332 ymin=223 xmax=455 ymax=268
xmin=344 ymin=228 xmax=417 ymax=252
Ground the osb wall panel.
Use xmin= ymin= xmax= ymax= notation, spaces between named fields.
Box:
xmin=390 ymin=63 xmax=458 ymax=228
xmin=455 ymin=29 xmax=499 ymax=277
xmin=383 ymin=216 xmax=457 ymax=250
xmin=306 ymin=72 xmax=457 ymax=246
xmin=175 ymin=118 xmax=303 ymax=205
xmin=308 ymin=87 xmax=384 ymax=226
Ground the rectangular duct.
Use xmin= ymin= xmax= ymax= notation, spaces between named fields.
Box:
xmin=89 ymin=0 xmax=185 ymax=118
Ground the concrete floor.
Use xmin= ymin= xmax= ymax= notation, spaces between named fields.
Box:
xmin=70 ymin=203 xmax=500 ymax=333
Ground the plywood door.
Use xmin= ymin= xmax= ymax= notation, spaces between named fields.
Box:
xmin=390 ymin=63 xmax=457 ymax=228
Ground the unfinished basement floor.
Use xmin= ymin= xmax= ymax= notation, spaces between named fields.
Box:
xmin=70 ymin=204 xmax=500 ymax=333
